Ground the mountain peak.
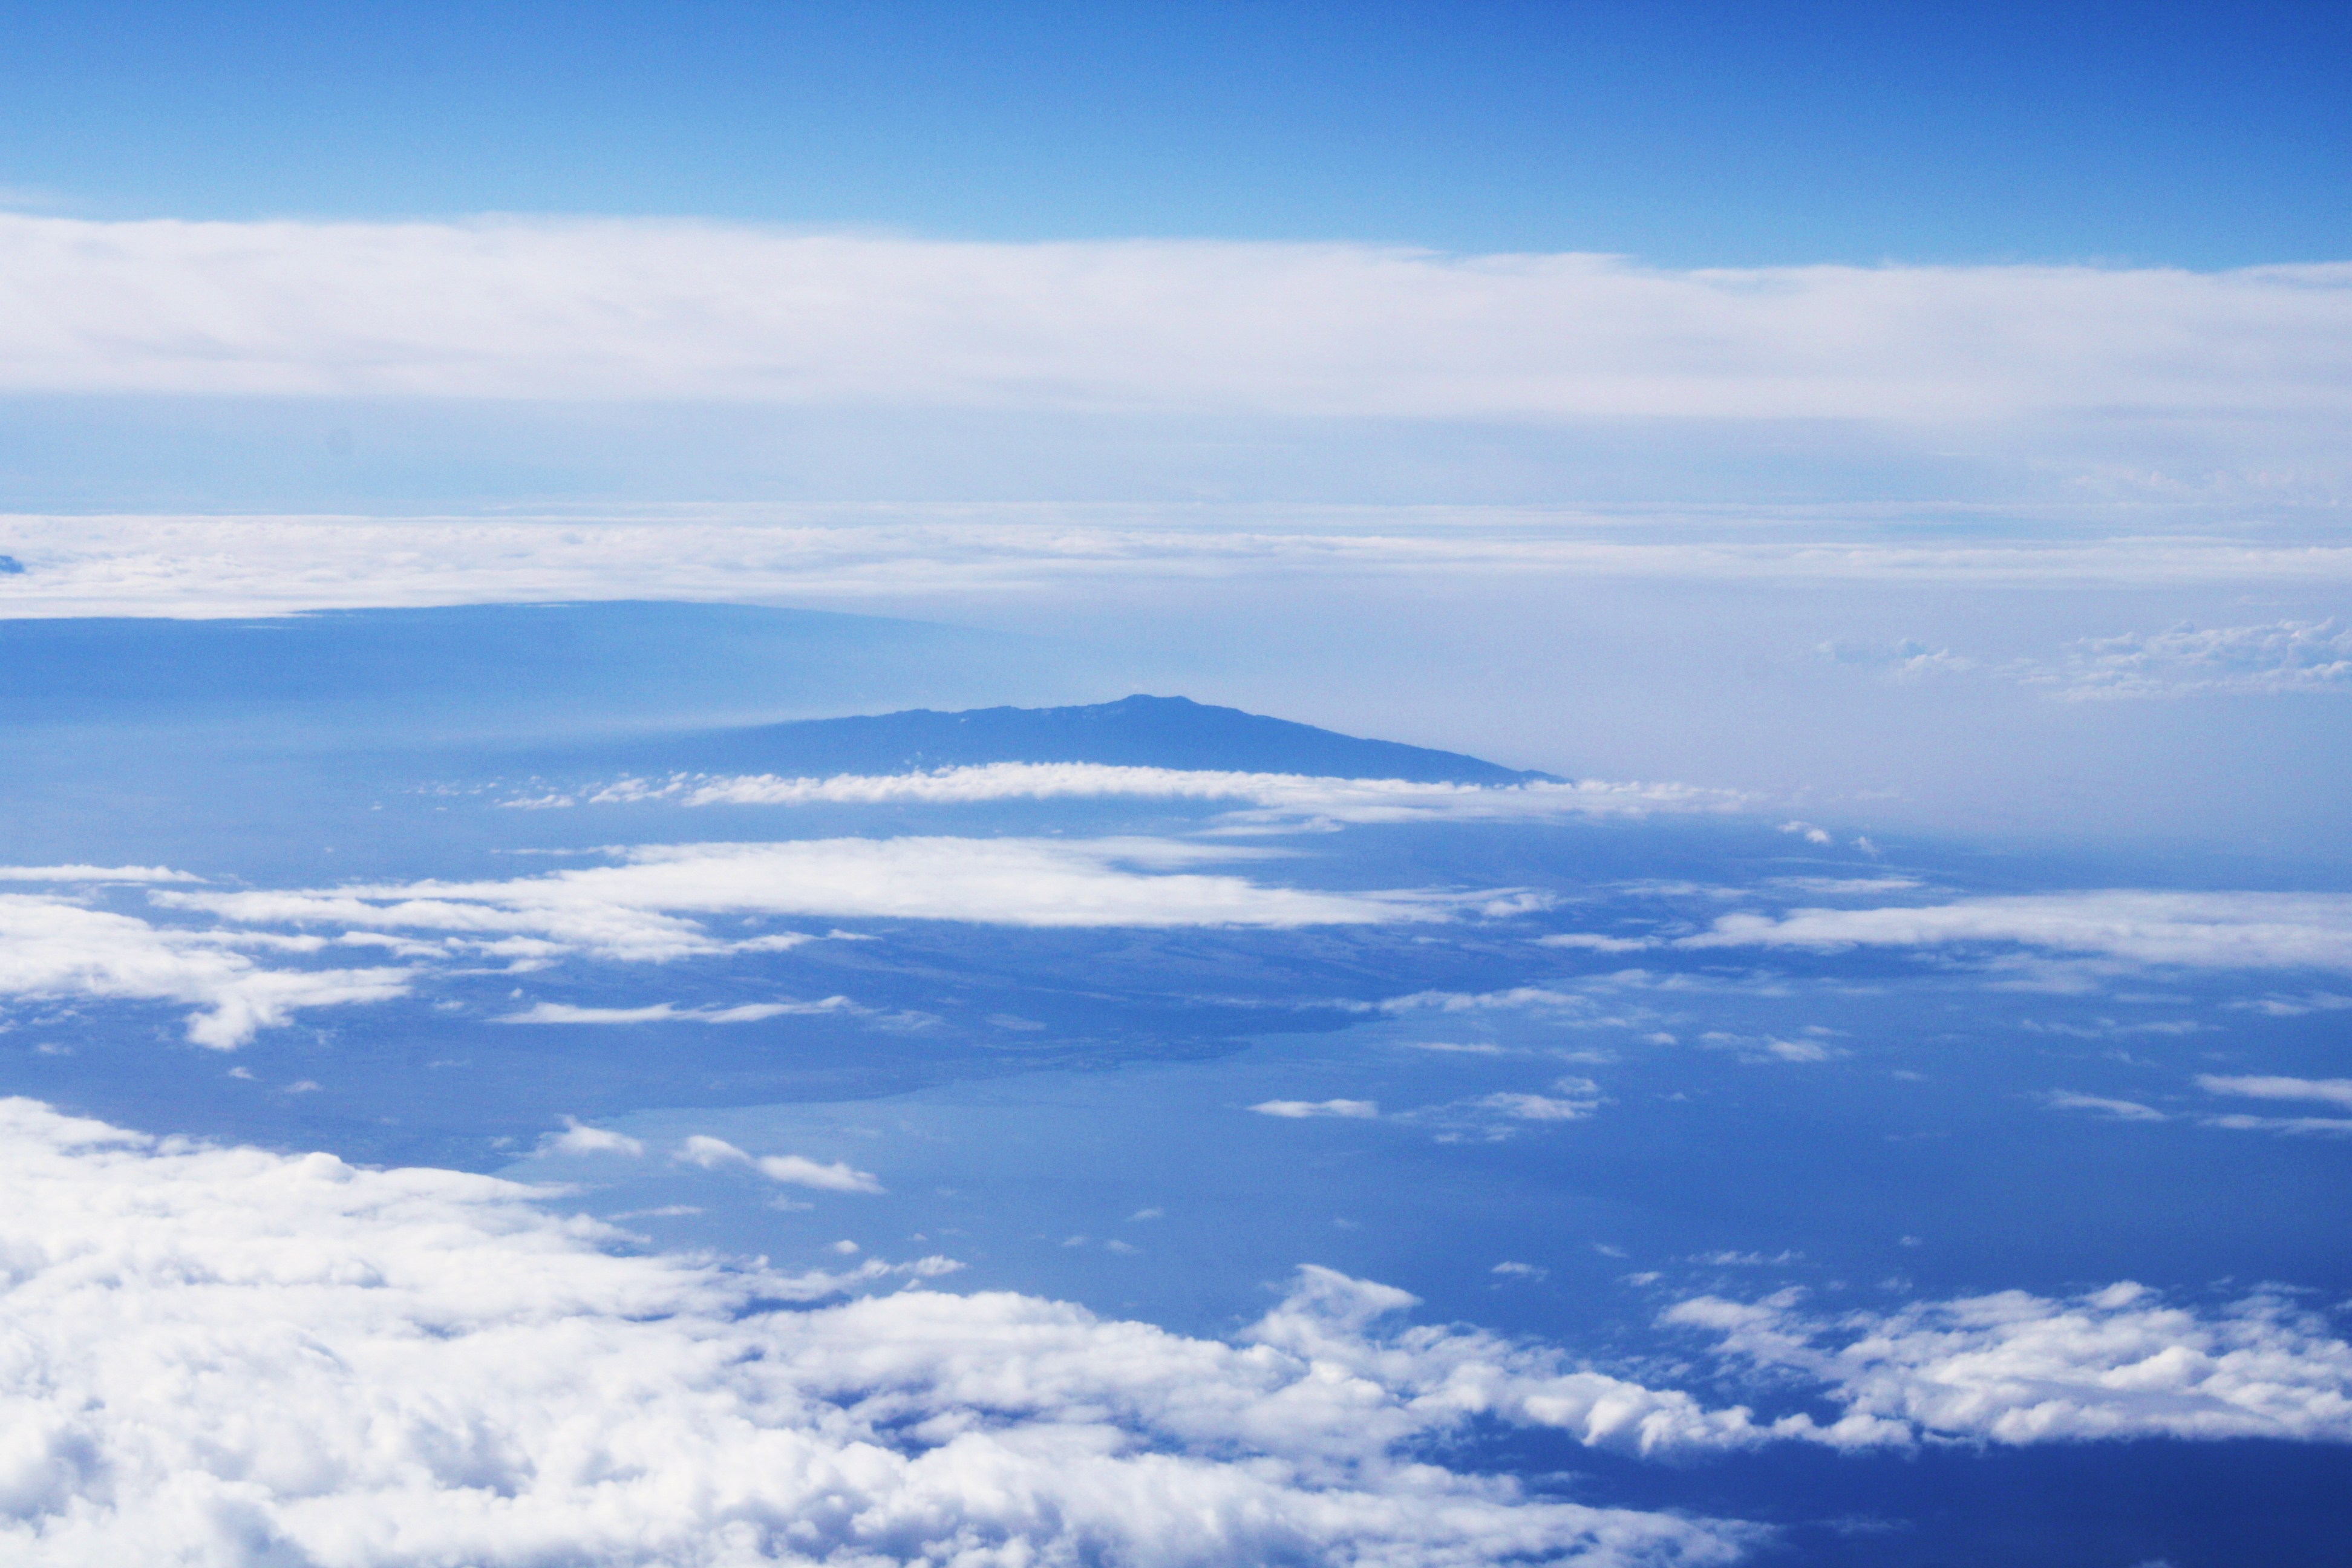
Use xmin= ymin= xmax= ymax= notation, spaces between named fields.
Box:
xmin=648 ymin=694 xmax=1563 ymax=784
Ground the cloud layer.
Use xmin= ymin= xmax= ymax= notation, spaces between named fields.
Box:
xmin=0 ymin=1098 xmax=1768 ymax=1567
xmin=1 ymin=511 xmax=2346 ymax=622
xmin=572 ymin=762 xmax=1743 ymax=824
xmin=1673 ymin=1281 xmax=2352 ymax=1445
xmin=5 ymin=215 xmax=2347 ymax=424
xmin=7 ymin=1097 xmax=2351 ymax=1563
xmin=0 ymin=893 xmax=408 ymax=1048
xmin=162 ymin=838 xmax=1495 ymax=959
xmin=1680 ymin=891 xmax=2352 ymax=973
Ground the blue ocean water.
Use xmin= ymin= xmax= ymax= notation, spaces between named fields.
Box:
xmin=2 ymin=601 xmax=2345 ymax=1564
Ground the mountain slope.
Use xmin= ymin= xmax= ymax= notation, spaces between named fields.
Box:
xmin=630 ymin=694 xmax=1561 ymax=784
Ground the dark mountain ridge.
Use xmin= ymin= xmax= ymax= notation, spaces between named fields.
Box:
xmin=607 ymin=694 xmax=1562 ymax=785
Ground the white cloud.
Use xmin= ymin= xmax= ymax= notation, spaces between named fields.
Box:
xmin=2040 ymin=1091 xmax=2168 ymax=1122
xmin=1391 ymin=1080 xmax=1607 ymax=1143
xmin=2197 ymin=1074 xmax=2352 ymax=1133
xmin=2229 ymin=991 xmax=2352 ymax=1017
xmin=671 ymin=762 xmax=1743 ymax=823
xmin=4 ymin=511 xmax=2350 ymax=622
xmin=0 ymin=1098 xmax=1770 ymax=1566
xmin=5 ymin=215 xmax=2345 ymax=427
xmin=538 ymin=1117 xmax=645 ymax=1157
xmin=1249 ymin=1099 xmax=1379 ymax=1119
xmin=161 ymin=838 xmax=1492 ymax=957
xmin=673 ymin=1133 xmax=754 ymax=1169
xmin=0 ymin=893 xmax=408 ymax=1048
xmin=1374 ymin=985 xmax=1596 ymax=1016
xmin=1696 ymin=1030 xmax=1837 ymax=1064
xmin=1683 ymin=891 xmax=2352 ymax=973
xmin=1670 ymin=1279 xmax=2352 ymax=1445
xmin=2034 ymin=618 xmax=2352 ymax=699
xmin=497 ymin=998 xmax=853 ymax=1025
xmin=670 ymin=1134 xmax=884 ymax=1193
xmin=2204 ymin=1114 xmax=2352 ymax=1137
xmin=757 ymin=1155 xmax=885 ymax=1195
xmin=2196 ymin=1074 xmax=2352 ymax=1110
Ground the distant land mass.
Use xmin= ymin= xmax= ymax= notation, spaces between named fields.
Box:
xmin=633 ymin=694 xmax=1563 ymax=785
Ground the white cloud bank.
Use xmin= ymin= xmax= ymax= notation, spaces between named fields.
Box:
xmin=0 ymin=1098 xmax=1771 ymax=1567
xmin=0 ymin=893 xmax=408 ymax=1048
xmin=4 ymin=215 xmax=2346 ymax=424
xmin=161 ymin=837 xmax=1512 ymax=960
xmin=1681 ymin=891 xmax=2352 ymax=973
xmin=7 ymin=1099 xmax=2351 ymax=1564
xmin=2 ymin=512 xmax=2347 ymax=622
xmin=1673 ymin=1281 xmax=2352 ymax=1445
xmin=579 ymin=761 xmax=1742 ymax=824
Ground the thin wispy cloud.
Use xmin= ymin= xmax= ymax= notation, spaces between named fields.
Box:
xmin=1682 ymin=891 xmax=2352 ymax=973
xmin=497 ymin=998 xmax=855 ymax=1025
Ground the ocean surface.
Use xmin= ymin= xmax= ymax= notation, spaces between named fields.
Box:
xmin=4 ymin=601 xmax=2345 ymax=1566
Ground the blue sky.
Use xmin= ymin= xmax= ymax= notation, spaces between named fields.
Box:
xmin=6 ymin=0 xmax=2347 ymax=264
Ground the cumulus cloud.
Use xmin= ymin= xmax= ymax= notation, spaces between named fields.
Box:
xmin=1670 ymin=1280 xmax=2352 ymax=1446
xmin=0 ymin=1098 xmax=1775 ymax=1566
xmin=538 ymin=1117 xmax=645 ymax=1157
xmin=10 ymin=1094 xmax=2348 ymax=1563
xmin=5 ymin=215 xmax=2346 ymax=426
xmin=1682 ymin=890 xmax=2352 ymax=973
xmin=1249 ymin=1099 xmax=1379 ymax=1120
xmin=161 ymin=837 xmax=1498 ymax=961
xmin=2035 ymin=618 xmax=2352 ymax=699
xmin=0 ymin=893 xmax=408 ymax=1048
